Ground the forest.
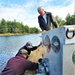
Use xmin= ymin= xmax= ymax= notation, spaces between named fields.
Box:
xmin=0 ymin=19 xmax=41 ymax=34
xmin=0 ymin=13 xmax=75 ymax=34
xmin=55 ymin=13 xmax=75 ymax=26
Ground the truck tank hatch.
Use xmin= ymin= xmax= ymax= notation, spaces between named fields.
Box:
xmin=42 ymin=25 xmax=75 ymax=75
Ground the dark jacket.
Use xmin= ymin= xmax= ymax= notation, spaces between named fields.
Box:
xmin=16 ymin=45 xmax=39 ymax=56
xmin=0 ymin=55 xmax=38 ymax=75
xmin=38 ymin=12 xmax=59 ymax=31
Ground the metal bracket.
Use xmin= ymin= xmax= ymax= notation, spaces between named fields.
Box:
xmin=66 ymin=28 xmax=75 ymax=39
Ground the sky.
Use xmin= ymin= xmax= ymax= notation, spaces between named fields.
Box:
xmin=0 ymin=0 xmax=74 ymax=29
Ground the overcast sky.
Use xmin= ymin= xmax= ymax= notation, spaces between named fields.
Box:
xmin=0 ymin=0 xmax=74 ymax=29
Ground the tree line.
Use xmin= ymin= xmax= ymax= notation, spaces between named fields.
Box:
xmin=0 ymin=19 xmax=41 ymax=34
xmin=55 ymin=13 xmax=75 ymax=26
xmin=0 ymin=13 xmax=75 ymax=34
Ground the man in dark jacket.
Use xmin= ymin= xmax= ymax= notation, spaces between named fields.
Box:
xmin=37 ymin=6 xmax=59 ymax=32
xmin=0 ymin=49 xmax=38 ymax=75
xmin=16 ymin=41 xmax=42 ymax=56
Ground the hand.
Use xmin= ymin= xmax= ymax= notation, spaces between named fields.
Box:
xmin=42 ymin=30 xmax=46 ymax=33
xmin=38 ymin=58 xmax=43 ymax=64
xmin=38 ymin=42 xmax=42 ymax=47
xmin=40 ymin=41 xmax=42 ymax=45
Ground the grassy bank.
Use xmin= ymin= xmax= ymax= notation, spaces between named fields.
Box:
xmin=0 ymin=33 xmax=26 ymax=36
xmin=0 ymin=33 xmax=41 ymax=36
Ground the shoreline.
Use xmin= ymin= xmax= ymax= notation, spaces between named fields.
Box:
xmin=0 ymin=33 xmax=41 ymax=37
xmin=0 ymin=33 xmax=25 ymax=36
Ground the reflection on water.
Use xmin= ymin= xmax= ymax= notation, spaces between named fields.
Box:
xmin=0 ymin=33 xmax=42 ymax=72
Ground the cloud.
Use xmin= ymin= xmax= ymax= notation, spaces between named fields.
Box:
xmin=0 ymin=0 xmax=74 ymax=30
xmin=38 ymin=0 xmax=52 ymax=6
xmin=46 ymin=0 xmax=74 ymax=20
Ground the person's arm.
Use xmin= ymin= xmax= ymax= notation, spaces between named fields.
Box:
xmin=49 ymin=13 xmax=59 ymax=28
xmin=25 ymin=60 xmax=38 ymax=70
xmin=31 ymin=42 xmax=42 ymax=51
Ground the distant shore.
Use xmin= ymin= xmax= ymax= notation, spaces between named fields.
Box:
xmin=0 ymin=33 xmax=41 ymax=36
xmin=0 ymin=33 xmax=25 ymax=36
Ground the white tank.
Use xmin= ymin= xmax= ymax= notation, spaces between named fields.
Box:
xmin=42 ymin=25 xmax=75 ymax=75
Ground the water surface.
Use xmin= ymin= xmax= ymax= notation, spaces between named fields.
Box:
xmin=0 ymin=33 xmax=42 ymax=72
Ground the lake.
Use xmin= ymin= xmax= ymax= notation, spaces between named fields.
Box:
xmin=0 ymin=33 xmax=42 ymax=72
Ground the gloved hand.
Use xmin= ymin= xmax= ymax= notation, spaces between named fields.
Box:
xmin=38 ymin=58 xmax=43 ymax=64
xmin=38 ymin=42 xmax=42 ymax=47
xmin=40 ymin=41 xmax=42 ymax=45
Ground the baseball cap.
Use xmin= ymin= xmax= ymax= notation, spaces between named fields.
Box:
xmin=26 ymin=41 xmax=33 ymax=48
xmin=20 ymin=49 xmax=29 ymax=56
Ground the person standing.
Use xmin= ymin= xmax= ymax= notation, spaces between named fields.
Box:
xmin=37 ymin=6 xmax=59 ymax=32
